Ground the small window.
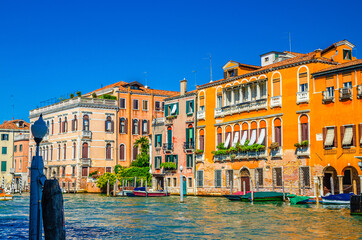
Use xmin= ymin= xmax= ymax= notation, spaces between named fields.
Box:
xmin=215 ymin=170 xmax=222 ymax=188
xmin=1 ymin=161 xmax=6 ymax=171
xmin=132 ymin=119 xmax=139 ymax=135
xmin=300 ymin=167 xmax=310 ymax=188
xmin=188 ymin=178 xmax=192 ymax=188
xmin=2 ymin=147 xmax=7 ymax=155
xmin=186 ymin=100 xmax=194 ymax=114
xmin=162 ymin=102 xmax=165 ymax=111
xmin=173 ymin=178 xmax=177 ymax=187
xmin=273 ymin=167 xmax=283 ymax=187
xmin=133 ymin=99 xmax=139 ymax=110
xmin=105 ymin=116 xmax=112 ymax=132
xmin=167 ymin=178 xmax=171 ymax=187
xmin=197 ymin=170 xmax=203 ymax=187
xmin=326 ymin=87 xmax=334 ymax=97
xmin=342 ymin=125 xmax=354 ymax=147
xmin=1 ymin=134 xmax=9 ymax=141
xmin=343 ymin=81 xmax=352 ymax=89
xmin=119 ymin=98 xmax=126 ymax=109
xmin=255 ymin=168 xmax=263 ymax=186
xmin=264 ymin=57 xmax=269 ymax=62
xmin=228 ymin=70 xmax=235 ymax=77
xmin=155 ymin=134 xmax=162 ymax=147
xmin=82 ymin=167 xmax=88 ymax=177
xmin=14 ymin=145 xmax=17 ymax=152
xmin=142 ymin=100 xmax=149 ymax=111
xmin=106 ymin=167 xmax=112 ymax=173
xmin=186 ymin=154 xmax=193 ymax=168
xmin=19 ymin=144 xmax=23 ymax=152
xmin=106 ymin=143 xmax=112 ymax=159
xmin=155 ymin=101 xmax=161 ymax=111
xmin=299 ymin=83 xmax=308 ymax=92
xmin=343 ymin=49 xmax=352 ymax=60
xmin=72 ymin=166 xmax=75 ymax=176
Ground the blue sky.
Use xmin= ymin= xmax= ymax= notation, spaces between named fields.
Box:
xmin=0 ymin=0 xmax=361 ymax=123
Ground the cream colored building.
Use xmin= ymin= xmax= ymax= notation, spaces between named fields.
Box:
xmin=29 ymin=97 xmax=117 ymax=192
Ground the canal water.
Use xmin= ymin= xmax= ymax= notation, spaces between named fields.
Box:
xmin=1 ymin=194 xmax=362 ymax=239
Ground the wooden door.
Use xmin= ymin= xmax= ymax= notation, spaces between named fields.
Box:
xmin=240 ymin=177 xmax=250 ymax=192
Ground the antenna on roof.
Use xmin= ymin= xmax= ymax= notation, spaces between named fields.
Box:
xmin=209 ymin=54 xmax=213 ymax=83
xmin=289 ymin=32 xmax=292 ymax=52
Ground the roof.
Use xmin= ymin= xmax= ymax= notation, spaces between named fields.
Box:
xmin=223 ymin=60 xmax=261 ymax=70
xmin=86 ymin=80 xmax=179 ymax=97
xmin=321 ymin=40 xmax=355 ymax=54
xmin=0 ymin=120 xmax=30 ymax=131
xmin=313 ymin=59 xmax=362 ymax=76
xmin=198 ymin=50 xmax=336 ymax=89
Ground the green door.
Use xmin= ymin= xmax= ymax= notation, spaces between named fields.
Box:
xmin=183 ymin=176 xmax=187 ymax=196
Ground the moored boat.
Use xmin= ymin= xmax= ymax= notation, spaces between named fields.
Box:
xmin=223 ymin=191 xmax=250 ymax=201
xmin=133 ymin=188 xmax=170 ymax=197
xmin=321 ymin=193 xmax=354 ymax=205
xmin=0 ymin=188 xmax=13 ymax=201
xmin=240 ymin=191 xmax=286 ymax=202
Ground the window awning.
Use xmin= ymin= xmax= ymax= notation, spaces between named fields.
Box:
xmin=232 ymin=132 xmax=240 ymax=147
xmin=170 ymin=104 xmax=177 ymax=115
xmin=257 ymin=128 xmax=265 ymax=145
xmin=224 ymin=133 xmax=231 ymax=148
xmin=240 ymin=130 xmax=248 ymax=145
xmin=249 ymin=129 xmax=257 ymax=145
xmin=324 ymin=128 xmax=334 ymax=146
xmin=342 ymin=126 xmax=353 ymax=145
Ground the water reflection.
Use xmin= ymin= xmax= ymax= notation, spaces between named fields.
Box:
xmin=1 ymin=194 xmax=362 ymax=239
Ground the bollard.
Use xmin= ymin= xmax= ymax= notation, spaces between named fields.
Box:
xmin=315 ymin=181 xmax=319 ymax=207
xmin=145 ymin=181 xmax=148 ymax=197
xmin=353 ymin=180 xmax=357 ymax=195
xmin=250 ymin=180 xmax=254 ymax=202
xmin=122 ymin=180 xmax=125 ymax=196
xmin=67 ymin=182 xmax=70 ymax=193
xmin=282 ymin=181 xmax=285 ymax=201
xmin=134 ymin=177 xmax=137 ymax=188
xmin=113 ymin=179 xmax=117 ymax=197
xmin=180 ymin=174 xmax=184 ymax=203
xmin=330 ymin=176 xmax=334 ymax=195
xmin=243 ymin=181 xmax=246 ymax=194
xmin=230 ymin=179 xmax=233 ymax=194
xmin=107 ymin=179 xmax=110 ymax=197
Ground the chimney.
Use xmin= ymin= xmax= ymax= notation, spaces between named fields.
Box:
xmin=180 ymin=78 xmax=187 ymax=96
xmin=315 ymin=49 xmax=322 ymax=59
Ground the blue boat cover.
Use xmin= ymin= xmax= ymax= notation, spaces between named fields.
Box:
xmin=134 ymin=187 xmax=146 ymax=191
xmin=322 ymin=193 xmax=354 ymax=201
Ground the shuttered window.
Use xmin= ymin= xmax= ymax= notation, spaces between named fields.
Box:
xmin=272 ymin=78 xmax=281 ymax=96
xmin=299 ymin=72 xmax=308 ymax=85
xmin=255 ymin=168 xmax=263 ymax=186
xmin=133 ymin=146 xmax=138 ymax=160
xmin=82 ymin=167 xmax=88 ymax=177
xmin=119 ymin=144 xmax=125 ymax=161
xmin=299 ymin=167 xmax=310 ymax=188
xmin=342 ymin=72 xmax=352 ymax=83
xmin=154 ymin=156 xmax=162 ymax=169
xmin=119 ymin=98 xmax=126 ymax=109
xmin=301 ymin=123 xmax=309 ymax=141
xmin=106 ymin=143 xmax=112 ymax=159
xmin=197 ymin=170 xmax=204 ymax=187
xmin=133 ymin=99 xmax=139 ymax=110
xmin=2 ymin=147 xmax=8 ymax=155
xmin=273 ymin=167 xmax=283 ymax=187
xmin=1 ymin=161 xmax=6 ymax=172
xmin=142 ymin=100 xmax=149 ymax=111
xmin=82 ymin=143 xmax=88 ymax=158
xmin=324 ymin=127 xmax=335 ymax=147
xmin=326 ymin=76 xmax=334 ymax=87
xmin=342 ymin=126 xmax=353 ymax=146
xmin=155 ymin=101 xmax=161 ymax=111
xmin=155 ymin=134 xmax=162 ymax=147
xmin=215 ymin=170 xmax=222 ymax=188
xmin=186 ymin=154 xmax=193 ymax=168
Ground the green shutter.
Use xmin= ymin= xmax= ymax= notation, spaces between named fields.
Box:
xmin=190 ymin=128 xmax=194 ymax=143
xmin=190 ymin=100 xmax=194 ymax=114
xmin=1 ymin=161 xmax=6 ymax=171
xmin=186 ymin=128 xmax=189 ymax=144
xmin=190 ymin=154 xmax=193 ymax=168
xmin=174 ymin=155 xmax=178 ymax=169
xmin=154 ymin=157 xmax=157 ymax=169
xmin=165 ymin=104 xmax=169 ymax=116
xmin=176 ymin=103 xmax=179 ymax=115
xmin=167 ymin=129 xmax=172 ymax=144
xmin=2 ymin=147 xmax=7 ymax=155
xmin=154 ymin=135 xmax=157 ymax=147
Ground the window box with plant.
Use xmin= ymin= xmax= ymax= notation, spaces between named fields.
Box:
xmin=161 ymin=162 xmax=177 ymax=171
xmin=166 ymin=115 xmax=177 ymax=120
xmin=195 ymin=149 xmax=204 ymax=154
xmin=294 ymin=140 xmax=309 ymax=148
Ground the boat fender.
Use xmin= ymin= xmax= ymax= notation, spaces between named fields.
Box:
xmin=41 ymin=179 xmax=66 ymax=240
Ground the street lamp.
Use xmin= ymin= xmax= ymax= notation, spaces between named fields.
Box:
xmin=30 ymin=114 xmax=48 ymax=240
xmin=179 ymin=165 xmax=184 ymax=203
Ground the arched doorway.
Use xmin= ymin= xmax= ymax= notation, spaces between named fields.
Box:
xmin=239 ymin=168 xmax=250 ymax=192
xmin=323 ymin=166 xmax=338 ymax=195
xmin=342 ymin=166 xmax=360 ymax=194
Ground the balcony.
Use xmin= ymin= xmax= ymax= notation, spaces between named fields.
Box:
xmin=9 ymin=168 xmax=15 ymax=174
xmin=214 ymin=154 xmax=228 ymax=162
xmin=183 ymin=141 xmax=195 ymax=150
xmin=162 ymin=143 xmax=173 ymax=152
xmin=296 ymin=146 xmax=310 ymax=157
xmin=216 ymin=98 xmax=268 ymax=117
xmin=197 ymin=110 xmax=205 ymax=120
xmin=296 ymin=91 xmax=309 ymax=104
xmin=271 ymin=147 xmax=283 ymax=158
xmin=14 ymin=134 xmax=29 ymax=141
xmin=357 ymin=85 xmax=362 ymax=99
xmin=322 ymin=91 xmax=335 ymax=103
xmin=270 ymin=96 xmax=282 ymax=108
xmin=82 ymin=130 xmax=92 ymax=139
xmin=339 ymin=87 xmax=352 ymax=100
xmin=249 ymin=98 xmax=267 ymax=111
xmin=81 ymin=158 xmax=91 ymax=166
xmin=214 ymin=108 xmax=222 ymax=118
xmin=195 ymin=153 xmax=204 ymax=162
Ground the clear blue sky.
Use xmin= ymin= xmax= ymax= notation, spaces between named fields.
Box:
xmin=0 ymin=0 xmax=361 ymax=123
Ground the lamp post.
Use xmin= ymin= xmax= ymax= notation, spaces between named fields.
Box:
xmin=180 ymin=165 xmax=184 ymax=203
xmin=29 ymin=114 xmax=48 ymax=240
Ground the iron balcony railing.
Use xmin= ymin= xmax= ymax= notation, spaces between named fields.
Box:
xmin=162 ymin=143 xmax=173 ymax=151
xmin=183 ymin=141 xmax=195 ymax=150
xmin=339 ymin=87 xmax=352 ymax=100
xmin=322 ymin=91 xmax=334 ymax=103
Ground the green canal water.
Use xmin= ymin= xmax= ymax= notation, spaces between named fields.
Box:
xmin=1 ymin=193 xmax=362 ymax=239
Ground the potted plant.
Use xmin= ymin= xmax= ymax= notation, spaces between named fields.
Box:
xmin=195 ymin=149 xmax=204 ymax=154
xmin=160 ymin=162 xmax=176 ymax=170
xmin=294 ymin=142 xmax=301 ymax=148
xmin=301 ymin=140 xmax=309 ymax=147
xmin=269 ymin=142 xmax=279 ymax=150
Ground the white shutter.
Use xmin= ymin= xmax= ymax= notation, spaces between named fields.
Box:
xmin=342 ymin=126 xmax=353 ymax=145
xmin=249 ymin=129 xmax=257 ymax=145
xmin=170 ymin=104 xmax=177 ymax=115
xmin=232 ymin=132 xmax=240 ymax=147
xmin=256 ymin=128 xmax=265 ymax=145
xmin=240 ymin=130 xmax=248 ymax=145
xmin=224 ymin=133 xmax=231 ymax=148
xmin=324 ymin=128 xmax=335 ymax=146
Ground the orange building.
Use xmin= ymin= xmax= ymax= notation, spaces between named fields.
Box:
xmin=195 ymin=40 xmax=361 ymax=196
xmin=14 ymin=132 xmax=30 ymax=191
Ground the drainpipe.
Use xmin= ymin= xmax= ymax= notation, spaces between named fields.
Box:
xmin=115 ymin=90 xmax=120 ymax=166
xmin=194 ymin=92 xmax=198 ymax=195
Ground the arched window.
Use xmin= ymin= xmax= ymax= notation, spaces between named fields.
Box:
xmin=58 ymin=117 xmax=62 ymax=133
xmin=241 ymin=123 xmax=249 ymax=145
xmin=224 ymin=126 xmax=231 ymax=148
xmin=64 ymin=117 xmax=68 ymax=133
xmin=272 ymin=72 xmax=281 ymax=97
xmin=45 ymin=146 xmax=48 ymax=161
xmin=82 ymin=142 xmax=88 ymax=159
xmin=73 ymin=142 xmax=76 ymax=159
xmin=50 ymin=145 xmax=53 ymax=161
xmin=298 ymin=67 xmax=309 ymax=93
xmin=105 ymin=116 xmax=112 ymax=132
xmin=120 ymin=118 xmax=126 ymax=133
xmin=72 ymin=115 xmax=77 ymax=131
xmin=119 ymin=144 xmax=125 ymax=161
xmin=257 ymin=120 xmax=267 ymax=145
xmin=83 ymin=115 xmax=90 ymax=131
xmin=300 ymin=115 xmax=309 ymax=142
xmin=217 ymin=127 xmax=223 ymax=146
xmin=249 ymin=122 xmax=258 ymax=145
xmin=46 ymin=121 xmax=50 ymax=135
xmin=63 ymin=143 xmax=67 ymax=160
xmin=106 ymin=143 xmax=112 ymax=159
xmin=199 ymin=129 xmax=205 ymax=151
xmin=133 ymin=145 xmax=138 ymax=160
xmin=216 ymin=87 xmax=223 ymax=109
xmin=199 ymin=91 xmax=205 ymax=111
xmin=186 ymin=124 xmax=194 ymax=147
xmin=58 ymin=144 xmax=61 ymax=160
xmin=132 ymin=119 xmax=139 ymax=135
xmin=274 ymin=118 xmax=282 ymax=146
xmin=142 ymin=120 xmax=148 ymax=135
xmin=51 ymin=120 xmax=54 ymax=134
xmin=232 ymin=124 xmax=240 ymax=147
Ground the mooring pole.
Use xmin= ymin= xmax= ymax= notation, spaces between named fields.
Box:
xmin=122 ymin=180 xmax=125 ymax=196
xmin=180 ymin=165 xmax=184 ymax=202
xmin=353 ymin=180 xmax=357 ymax=195
xmin=243 ymin=181 xmax=246 ymax=194
xmin=282 ymin=181 xmax=285 ymax=201
xmin=107 ymin=179 xmax=110 ymax=197
xmin=315 ymin=181 xmax=320 ymax=207
xmin=145 ymin=181 xmax=148 ymax=197
xmin=330 ymin=176 xmax=334 ymax=195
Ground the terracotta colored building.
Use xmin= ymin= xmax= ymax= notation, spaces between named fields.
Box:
xmin=85 ymin=81 xmax=178 ymax=168
xmin=0 ymin=120 xmax=30 ymax=192
xmin=194 ymin=40 xmax=361 ymax=196
xmin=151 ymin=79 xmax=197 ymax=194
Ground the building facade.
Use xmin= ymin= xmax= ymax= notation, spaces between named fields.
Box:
xmin=151 ymin=79 xmax=197 ymax=194
xmin=0 ymin=120 xmax=30 ymax=192
xmin=29 ymin=97 xmax=118 ymax=192
xmin=194 ymin=40 xmax=362 ymax=196
xmin=14 ymin=132 xmax=30 ymax=191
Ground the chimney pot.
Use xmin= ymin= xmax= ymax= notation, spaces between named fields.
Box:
xmin=180 ymin=78 xmax=187 ymax=96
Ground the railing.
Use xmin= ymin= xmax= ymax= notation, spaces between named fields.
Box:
xmin=339 ymin=87 xmax=352 ymax=100
xmin=216 ymin=98 xmax=267 ymax=117
xmin=81 ymin=158 xmax=91 ymax=166
xmin=29 ymin=97 xmax=117 ymax=116
xmin=297 ymin=91 xmax=309 ymax=104
xmin=249 ymin=98 xmax=267 ymax=111
xmin=195 ymin=153 xmax=204 ymax=162
xmin=82 ymin=130 xmax=92 ymax=138
xmin=162 ymin=143 xmax=173 ymax=151
xmin=296 ymin=145 xmax=310 ymax=157
xmin=197 ymin=110 xmax=205 ymax=120
xmin=270 ymin=96 xmax=282 ymax=108
xmin=271 ymin=147 xmax=283 ymax=158
xmin=14 ymin=134 xmax=30 ymax=141
xmin=357 ymin=84 xmax=362 ymax=99
xmin=214 ymin=108 xmax=222 ymax=118
xmin=183 ymin=142 xmax=195 ymax=150
xmin=214 ymin=154 xmax=228 ymax=162
xmin=322 ymin=91 xmax=334 ymax=103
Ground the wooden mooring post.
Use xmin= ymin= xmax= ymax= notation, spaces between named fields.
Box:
xmin=141 ymin=178 xmax=143 ymax=187
xmin=134 ymin=177 xmax=137 ymax=188
xmin=315 ymin=181 xmax=319 ymax=207
xmin=145 ymin=181 xmax=148 ymax=197
xmin=107 ymin=179 xmax=110 ymax=197
xmin=67 ymin=181 xmax=70 ymax=193
xmin=113 ymin=179 xmax=118 ymax=197
xmin=122 ymin=180 xmax=125 ymax=196
xmin=282 ymin=181 xmax=285 ymax=201
xmin=330 ymin=176 xmax=334 ymax=195
xmin=353 ymin=180 xmax=357 ymax=195
xmin=250 ymin=180 xmax=254 ymax=202
xmin=243 ymin=181 xmax=246 ymax=194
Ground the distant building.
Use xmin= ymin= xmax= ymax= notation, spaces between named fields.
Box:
xmin=151 ymin=79 xmax=197 ymax=194
xmin=0 ymin=120 xmax=30 ymax=192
